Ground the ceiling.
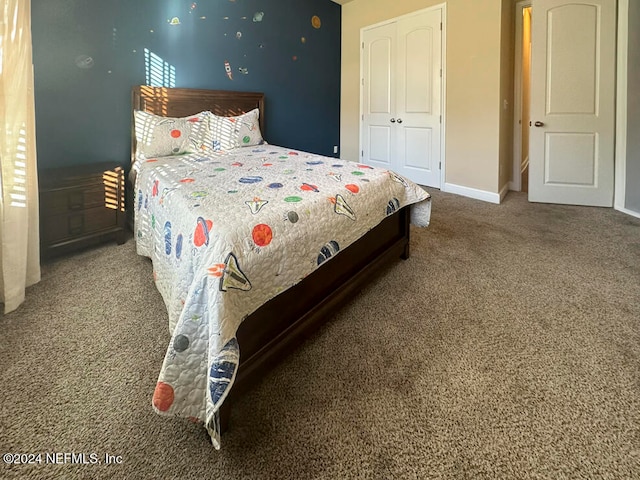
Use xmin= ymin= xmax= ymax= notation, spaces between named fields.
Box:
xmin=331 ymin=0 xmax=355 ymax=4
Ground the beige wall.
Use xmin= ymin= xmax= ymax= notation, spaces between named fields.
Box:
xmin=341 ymin=0 xmax=506 ymax=194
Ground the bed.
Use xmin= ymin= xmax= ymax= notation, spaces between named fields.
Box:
xmin=130 ymin=85 xmax=431 ymax=448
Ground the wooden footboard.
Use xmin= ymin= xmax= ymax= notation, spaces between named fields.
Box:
xmin=220 ymin=206 xmax=411 ymax=430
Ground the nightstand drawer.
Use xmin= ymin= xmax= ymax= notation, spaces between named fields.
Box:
xmin=42 ymin=206 xmax=119 ymax=244
xmin=41 ymin=184 xmax=111 ymax=215
xmin=39 ymin=162 xmax=126 ymax=259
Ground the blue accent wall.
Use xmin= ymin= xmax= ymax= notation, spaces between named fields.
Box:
xmin=31 ymin=0 xmax=341 ymax=170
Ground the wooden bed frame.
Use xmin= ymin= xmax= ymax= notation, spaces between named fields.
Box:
xmin=131 ymin=86 xmax=411 ymax=431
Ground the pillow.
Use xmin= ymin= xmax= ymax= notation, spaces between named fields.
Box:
xmin=134 ymin=110 xmax=213 ymax=159
xmin=209 ymin=108 xmax=264 ymax=151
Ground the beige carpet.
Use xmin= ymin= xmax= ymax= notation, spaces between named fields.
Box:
xmin=1 ymin=189 xmax=639 ymax=479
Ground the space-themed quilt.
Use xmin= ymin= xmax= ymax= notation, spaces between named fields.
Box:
xmin=133 ymin=144 xmax=431 ymax=448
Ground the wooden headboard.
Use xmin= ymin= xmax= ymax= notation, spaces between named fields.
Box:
xmin=131 ymin=86 xmax=265 ymax=164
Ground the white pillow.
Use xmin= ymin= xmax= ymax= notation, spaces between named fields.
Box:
xmin=134 ymin=110 xmax=213 ymax=158
xmin=209 ymin=108 xmax=264 ymax=151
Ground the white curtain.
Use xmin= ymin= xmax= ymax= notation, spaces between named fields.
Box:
xmin=0 ymin=0 xmax=40 ymax=314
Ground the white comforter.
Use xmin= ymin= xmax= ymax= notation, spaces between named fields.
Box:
xmin=134 ymin=144 xmax=430 ymax=448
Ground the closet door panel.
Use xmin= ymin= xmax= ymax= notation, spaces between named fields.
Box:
xmin=395 ymin=9 xmax=442 ymax=187
xmin=362 ymin=23 xmax=396 ymax=169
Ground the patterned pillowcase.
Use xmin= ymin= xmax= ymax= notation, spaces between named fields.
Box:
xmin=209 ymin=108 xmax=264 ymax=151
xmin=134 ymin=110 xmax=213 ymax=159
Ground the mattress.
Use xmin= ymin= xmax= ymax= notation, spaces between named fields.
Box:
xmin=134 ymin=144 xmax=431 ymax=448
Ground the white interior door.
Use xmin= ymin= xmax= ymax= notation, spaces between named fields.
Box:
xmin=361 ymin=8 xmax=442 ymax=188
xmin=529 ymin=0 xmax=616 ymax=206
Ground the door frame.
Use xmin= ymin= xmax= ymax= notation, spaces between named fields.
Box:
xmin=615 ymin=0 xmax=631 ymax=215
xmin=359 ymin=3 xmax=447 ymax=189
xmin=512 ymin=0 xmax=532 ymax=192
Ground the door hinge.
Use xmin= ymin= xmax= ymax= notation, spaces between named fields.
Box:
xmin=439 ymin=161 xmax=442 ymax=169
xmin=440 ymin=69 xmax=442 ymax=78
xmin=362 ymin=78 xmax=364 ymax=86
xmin=440 ymin=22 xmax=442 ymax=31
xmin=362 ymin=42 xmax=365 ymax=49
xmin=361 ymin=150 xmax=364 ymax=157
xmin=439 ymin=115 xmax=442 ymax=123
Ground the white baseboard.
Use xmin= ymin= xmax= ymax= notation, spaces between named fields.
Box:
xmin=443 ymin=182 xmax=502 ymax=204
xmin=443 ymin=183 xmax=640 ymax=216
xmin=615 ymin=205 xmax=640 ymax=220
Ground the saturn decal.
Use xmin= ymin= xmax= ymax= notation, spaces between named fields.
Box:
xmin=194 ymin=217 xmax=213 ymax=247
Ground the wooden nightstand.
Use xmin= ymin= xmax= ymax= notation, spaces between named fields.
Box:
xmin=39 ymin=162 xmax=126 ymax=259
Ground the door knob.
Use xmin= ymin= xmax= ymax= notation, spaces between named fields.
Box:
xmin=390 ymin=118 xmax=396 ymax=123
xmin=397 ymin=118 xmax=403 ymax=124
xmin=534 ymin=121 xmax=544 ymax=127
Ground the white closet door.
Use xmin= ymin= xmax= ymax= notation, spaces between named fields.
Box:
xmin=361 ymin=9 xmax=442 ymax=188
xmin=395 ymin=9 xmax=442 ymax=187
